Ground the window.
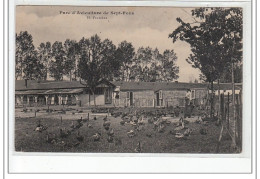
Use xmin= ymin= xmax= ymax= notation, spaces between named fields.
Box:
xmin=105 ymin=88 xmax=112 ymax=104
xmin=159 ymin=90 xmax=163 ymax=99
xmin=115 ymin=92 xmax=119 ymax=99
xmin=191 ymin=90 xmax=195 ymax=99
xmin=94 ymin=88 xmax=103 ymax=95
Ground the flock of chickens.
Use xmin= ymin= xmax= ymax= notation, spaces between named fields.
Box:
xmin=33 ymin=109 xmax=212 ymax=152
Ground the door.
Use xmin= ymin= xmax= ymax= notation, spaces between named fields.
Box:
xmin=105 ymin=88 xmax=112 ymax=104
xmin=156 ymin=92 xmax=160 ymax=106
xmin=129 ymin=92 xmax=133 ymax=106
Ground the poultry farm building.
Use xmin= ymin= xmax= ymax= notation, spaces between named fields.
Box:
xmin=15 ymin=80 xmax=242 ymax=108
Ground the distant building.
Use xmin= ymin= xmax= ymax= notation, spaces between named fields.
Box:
xmin=15 ymin=80 xmax=242 ymax=108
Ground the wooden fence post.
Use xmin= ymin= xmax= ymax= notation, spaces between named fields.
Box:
xmin=227 ymin=92 xmax=230 ymax=130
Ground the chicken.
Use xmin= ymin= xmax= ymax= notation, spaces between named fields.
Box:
xmin=195 ymin=116 xmax=202 ymax=124
xmin=70 ymin=121 xmax=75 ymax=129
xmin=135 ymin=125 xmax=144 ymax=132
xmin=73 ymin=142 xmax=80 ymax=147
xmin=46 ymin=133 xmax=56 ymax=144
xmin=75 ymin=119 xmax=83 ymax=129
xmin=130 ymin=121 xmax=137 ymax=126
xmin=200 ymin=128 xmax=207 ymax=135
xmin=76 ymin=131 xmax=84 ymax=142
xmin=115 ymin=138 xmax=122 ymax=146
xmin=134 ymin=142 xmax=141 ymax=153
xmin=87 ymin=124 xmax=93 ymax=128
xmin=34 ymin=125 xmax=48 ymax=132
xmin=93 ymin=116 xmax=97 ymax=120
xmin=165 ymin=120 xmax=171 ymax=125
xmin=137 ymin=117 xmax=145 ymax=125
xmin=120 ymin=121 xmax=125 ymax=125
xmin=174 ymin=118 xmax=185 ymax=131
xmin=60 ymin=128 xmax=71 ymax=138
xmin=107 ymin=136 xmax=114 ymax=143
xmin=169 ymin=130 xmax=176 ymax=135
xmin=157 ymin=123 xmax=166 ymax=133
xmin=92 ymin=132 xmax=101 ymax=142
xmin=175 ymin=133 xmax=187 ymax=140
xmin=127 ymin=130 xmax=136 ymax=138
xmin=103 ymin=115 xmax=108 ymax=121
xmin=103 ymin=120 xmax=111 ymax=131
xmin=132 ymin=116 xmax=138 ymax=123
xmin=107 ymin=128 xmax=114 ymax=137
xmin=146 ymin=133 xmax=152 ymax=138
xmin=34 ymin=120 xmax=48 ymax=132
xmin=184 ymin=128 xmax=192 ymax=136
xmin=77 ymin=117 xmax=83 ymax=123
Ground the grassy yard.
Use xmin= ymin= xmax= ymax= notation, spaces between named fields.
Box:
xmin=15 ymin=107 xmax=238 ymax=153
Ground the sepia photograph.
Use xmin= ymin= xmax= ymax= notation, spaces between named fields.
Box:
xmin=14 ymin=6 xmax=243 ymax=154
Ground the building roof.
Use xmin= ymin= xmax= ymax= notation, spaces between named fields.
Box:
xmin=112 ymin=81 xmax=242 ymax=92
xmin=15 ymin=80 xmax=242 ymax=92
xmin=15 ymin=80 xmax=114 ymax=91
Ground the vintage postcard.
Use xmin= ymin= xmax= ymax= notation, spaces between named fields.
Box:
xmin=14 ymin=5 xmax=245 ymax=155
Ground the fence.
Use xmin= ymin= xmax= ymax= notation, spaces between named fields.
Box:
xmin=217 ymin=91 xmax=242 ymax=151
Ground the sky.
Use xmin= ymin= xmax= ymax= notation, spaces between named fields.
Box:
xmin=16 ymin=6 xmax=201 ymax=82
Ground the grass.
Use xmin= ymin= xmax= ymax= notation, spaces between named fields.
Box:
xmin=15 ymin=107 xmax=238 ymax=153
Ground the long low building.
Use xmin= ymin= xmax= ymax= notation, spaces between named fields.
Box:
xmin=15 ymin=80 xmax=242 ymax=108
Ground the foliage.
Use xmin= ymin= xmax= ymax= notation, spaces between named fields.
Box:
xmin=78 ymin=35 xmax=119 ymax=104
xmin=37 ymin=42 xmax=52 ymax=80
xmin=49 ymin=41 xmax=66 ymax=81
xmin=114 ymin=41 xmax=135 ymax=81
xmin=63 ymin=39 xmax=81 ymax=81
xmin=16 ymin=31 xmax=45 ymax=80
xmin=129 ymin=47 xmax=179 ymax=82
xmin=16 ymin=32 xmax=179 ymax=83
xmin=16 ymin=31 xmax=36 ymax=79
xmin=169 ymin=7 xmax=243 ymax=83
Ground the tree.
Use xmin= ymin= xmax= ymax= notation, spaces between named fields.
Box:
xmin=49 ymin=41 xmax=66 ymax=80
xmin=63 ymin=39 xmax=80 ymax=81
xmin=129 ymin=47 xmax=179 ymax=82
xmin=161 ymin=50 xmax=179 ymax=81
xmin=23 ymin=51 xmax=45 ymax=80
xmin=169 ymin=7 xmax=242 ymax=119
xmin=114 ymin=41 xmax=135 ymax=81
xmin=15 ymin=31 xmax=36 ymax=80
xmin=78 ymin=35 xmax=119 ymax=106
xmin=37 ymin=42 xmax=52 ymax=80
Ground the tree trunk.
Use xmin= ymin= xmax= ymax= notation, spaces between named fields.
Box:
xmin=231 ymin=62 xmax=236 ymax=147
xmin=90 ymin=88 xmax=96 ymax=106
xmin=218 ymin=79 xmax=221 ymax=122
xmin=70 ymin=70 xmax=72 ymax=81
xmin=210 ymin=81 xmax=214 ymax=120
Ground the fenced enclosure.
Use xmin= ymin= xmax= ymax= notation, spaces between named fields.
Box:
xmin=214 ymin=91 xmax=242 ymax=152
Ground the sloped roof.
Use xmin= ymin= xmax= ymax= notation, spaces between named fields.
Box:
xmin=112 ymin=81 xmax=242 ymax=91
xmin=15 ymin=80 xmax=114 ymax=91
xmin=15 ymin=80 xmax=242 ymax=92
xmin=112 ymin=81 xmax=207 ymax=91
